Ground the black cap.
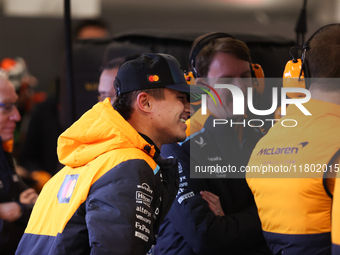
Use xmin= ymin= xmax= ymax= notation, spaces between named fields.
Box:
xmin=115 ymin=53 xmax=206 ymax=95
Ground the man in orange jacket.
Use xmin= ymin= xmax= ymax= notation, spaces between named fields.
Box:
xmin=16 ymin=53 xmax=204 ymax=255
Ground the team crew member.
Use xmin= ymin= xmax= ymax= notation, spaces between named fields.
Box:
xmin=154 ymin=33 xmax=271 ymax=255
xmin=246 ymin=24 xmax=340 ymax=255
xmin=98 ymin=55 xmax=139 ymax=104
xmin=332 ymin=170 xmax=340 ymax=255
xmin=15 ymin=53 xmax=205 ymax=255
xmin=0 ymin=75 xmax=38 ymax=255
xmin=97 ymin=58 xmax=120 ymax=104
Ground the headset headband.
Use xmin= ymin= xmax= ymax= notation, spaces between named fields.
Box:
xmin=289 ymin=23 xmax=340 ymax=61
xmin=189 ymin=32 xmax=235 ymax=73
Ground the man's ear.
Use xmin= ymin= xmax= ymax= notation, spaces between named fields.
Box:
xmin=136 ymin=92 xmax=153 ymax=113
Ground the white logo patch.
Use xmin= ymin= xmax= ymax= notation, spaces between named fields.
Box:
xmin=135 ymin=231 xmax=149 ymax=242
xmin=195 ymin=137 xmax=206 ymax=147
xmin=178 ymin=191 xmax=195 ymax=204
xmin=136 ymin=191 xmax=153 ymax=207
xmin=137 ymin=183 xmax=153 ymax=194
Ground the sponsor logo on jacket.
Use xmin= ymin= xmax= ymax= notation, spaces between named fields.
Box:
xmin=137 ymin=183 xmax=153 ymax=194
xmin=195 ymin=137 xmax=206 ymax=147
xmin=136 ymin=191 xmax=153 ymax=207
xmin=57 ymin=174 xmax=79 ymax=203
xmin=256 ymin=142 xmax=308 ymax=156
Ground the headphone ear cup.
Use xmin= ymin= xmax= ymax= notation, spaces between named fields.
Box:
xmin=248 ymin=63 xmax=265 ymax=115
xmin=283 ymin=59 xmax=306 ymax=98
xmin=184 ymin=71 xmax=196 ymax=85
xmin=183 ymin=71 xmax=202 ymax=106
xmin=189 ymin=32 xmax=235 ymax=79
xmin=251 ymin=63 xmax=265 ymax=95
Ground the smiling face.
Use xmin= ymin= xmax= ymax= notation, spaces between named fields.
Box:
xmin=206 ymin=51 xmax=252 ymax=119
xmin=0 ymin=78 xmax=21 ymax=142
xmin=151 ymin=88 xmax=191 ymax=146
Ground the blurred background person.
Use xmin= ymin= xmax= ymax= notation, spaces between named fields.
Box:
xmin=0 ymin=73 xmax=38 ymax=255
xmin=98 ymin=57 xmax=124 ymax=104
xmin=0 ymin=57 xmax=48 ymax=192
xmin=0 ymin=57 xmax=46 ymax=159
xmin=98 ymin=55 xmax=140 ymax=104
xmin=74 ymin=18 xmax=110 ymax=40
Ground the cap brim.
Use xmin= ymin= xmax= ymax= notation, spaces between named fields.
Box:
xmin=165 ymin=84 xmax=207 ymax=94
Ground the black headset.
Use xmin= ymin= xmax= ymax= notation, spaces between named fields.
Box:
xmin=186 ymin=32 xmax=265 ymax=99
xmin=189 ymin=32 xmax=236 ymax=78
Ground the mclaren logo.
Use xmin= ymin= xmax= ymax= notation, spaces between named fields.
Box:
xmin=257 ymin=142 xmax=308 ymax=156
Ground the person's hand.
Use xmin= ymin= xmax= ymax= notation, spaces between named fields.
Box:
xmin=20 ymin=188 xmax=38 ymax=205
xmin=0 ymin=202 xmax=22 ymax=222
xmin=200 ymin=190 xmax=225 ymax=216
xmin=15 ymin=165 xmax=31 ymax=179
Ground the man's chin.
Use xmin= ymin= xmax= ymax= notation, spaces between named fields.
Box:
xmin=166 ymin=134 xmax=187 ymax=145
xmin=177 ymin=134 xmax=187 ymax=143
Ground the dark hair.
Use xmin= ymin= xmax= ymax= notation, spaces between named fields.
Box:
xmin=307 ymin=24 xmax=340 ymax=79
xmin=113 ymin=79 xmax=164 ymax=120
xmin=101 ymin=54 xmax=141 ymax=72
xmin=74 ymin=18 xmax=109 ymax=38
xmin=191 ymin=33 xmax=251 ymax=77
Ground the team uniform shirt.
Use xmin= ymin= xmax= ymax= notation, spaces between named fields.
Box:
xmin=332 ymin=173 xmax=340 ymax=255
xmin=154 ymin=110 xmax=270 ymax=255
xmin=15 ymin=98 xmax=179 ymax=255
xmin=247 ymin=99 xmax=340 ymax=255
